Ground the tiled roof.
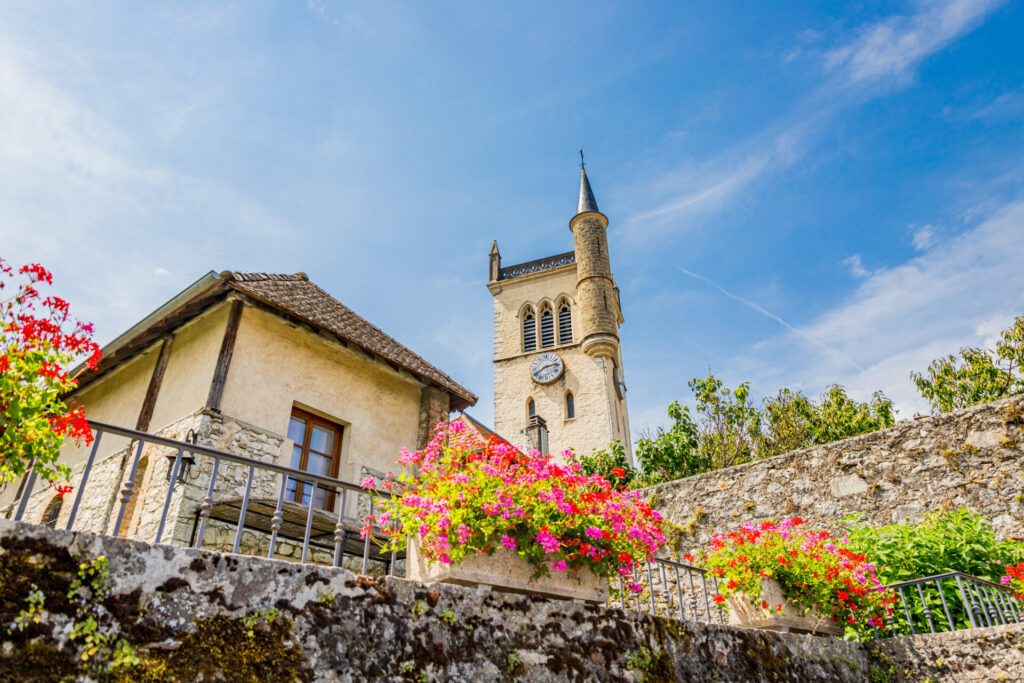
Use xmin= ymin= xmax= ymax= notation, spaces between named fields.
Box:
xmin=225 ymin=272 xmax=477 ymax=408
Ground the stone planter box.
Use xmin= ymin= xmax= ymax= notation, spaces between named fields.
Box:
xmin=406 ymin=540 xmax=608 ymax=603
xmin=725 ymin=578 xmax=841 ymax=636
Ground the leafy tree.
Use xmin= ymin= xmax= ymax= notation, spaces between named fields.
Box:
xmin=633 ymin=401 xmax=701 ymax=485
xmin=758 ymin=388 xmax=815 ymax=458
xmin=911 ymin=315 xmax=1024 ymax=413
xmin=689 ymin=375 xmax=760 ymax=471
xmin=0 ymin=260 xmax=100 ymax=488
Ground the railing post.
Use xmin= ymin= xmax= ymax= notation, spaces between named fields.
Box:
xmin=65 ymin=432 xmax=103 ymax=530
xmin=955 ymin=575 xmax=976 ymax=629
xmin=916 ymin=582 xmax=935 ymax=633
xmin=935 ymin=579 xmax=955 ymax=632
xmin=113 ymin=439 xmax=146 ymax=535
xmin=194 ymin=456 xmax=221 ymax=549
xmin=232 ymin=465 xmax=256 ymax=554
xmin=154 ymin=447 xmax=185 ymax=544
xmin=13 ymin=466 xmax=39 ymax=522
xmin=301 ymin=480 xmax=317 ymax=564
xmin=267 ymin=472 xmax=287 ymax=559
xmin=333 ymin=489 xmax=348 ymax=568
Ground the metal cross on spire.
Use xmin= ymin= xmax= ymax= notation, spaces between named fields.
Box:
xmin=579 ymin=146 xmax=586 ymax=171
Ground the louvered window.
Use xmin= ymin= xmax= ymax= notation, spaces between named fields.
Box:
xmin=522 ymin=312 xmax=537 ymax=352
xmin=540 ymin=307 xmax=555 ymax=348
xmin=558 ymin=303 xmax=572 ymax=344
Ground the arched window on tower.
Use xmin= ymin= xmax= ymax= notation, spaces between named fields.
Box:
xmin=527 ymin=398 xmax=536 ymax=419
xmin=565 ymin=392 xmax=575 ymax=420
xmin=41 ymin=495 xmax=62 ymax=528
xmin=558 ymin=301 xmax=572 ymax=344
xmin=540 ymin=305 xmax=555 ymax=348
xmin=522 ymin=308 xmax=537 ymax=352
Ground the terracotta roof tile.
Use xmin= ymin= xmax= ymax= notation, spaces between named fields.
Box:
xmin=225 ymin=272 xmax=476 ymax=408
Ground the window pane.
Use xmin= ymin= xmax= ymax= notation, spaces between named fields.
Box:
xmin=307 ymin=452 xmax=333 ymax=477
xmin=289 ymin=444 xmax=304 ymax=470
xmin=287 ymin=417 xmax=307 ymax=444
xmin=523 ymin=314 xmax=536 ymax=352
xmin=559 ymin=306 xmax=572 ymax=344
xmin=309 ymin=425 xmax=333 ymax=454
xmin=566 ymin=393 xmax=575 ymax=419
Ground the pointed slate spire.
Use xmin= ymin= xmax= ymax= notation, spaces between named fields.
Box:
xmin=576 ymin=148 xmax=599 ymax=215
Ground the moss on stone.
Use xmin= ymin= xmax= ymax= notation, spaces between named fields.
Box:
xmin=116 ymin=613 xmax=310 ymax=683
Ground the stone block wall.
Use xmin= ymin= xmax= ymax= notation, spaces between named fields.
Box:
xmin=646 ymin=397 xmax=1024 ymax=549
xmin=3 ymin=519 xmax=1022 ymax=682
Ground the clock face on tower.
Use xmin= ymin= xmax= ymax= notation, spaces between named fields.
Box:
xmin=530 ymin=352 xmax=564 ymax=384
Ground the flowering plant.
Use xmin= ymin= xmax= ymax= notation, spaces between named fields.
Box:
xmin=1 ymin=260 xmax=100 ymax=487
xmin=361 ymin=421 xmax=665 ymax=584
xmin=1002 ymin=562 xmax=1024 ymax=600
xmin=704 ymin=518 xmax=894 ymax=630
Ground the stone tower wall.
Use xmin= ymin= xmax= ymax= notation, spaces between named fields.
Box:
xmin=570 ymin=213 xmax=620 ymax=352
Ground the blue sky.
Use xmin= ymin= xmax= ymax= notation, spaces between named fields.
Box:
xmin=2 ymin=1 xmax=1023 ymax=437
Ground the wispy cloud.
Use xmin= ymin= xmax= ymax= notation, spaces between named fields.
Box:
xmin=911 ymin=224 xmax=937 ymax=251
xmin=841 ymin=255 xmax=870 ymax=278
xmin=826 ymin=0 xmax=1006 ymax=87
xmin=677 ymin=266 xmax=866 ymax=373
xmin=736 ymin=199 xmax=1024 ymax=415
xmin=626 ymin=0 xmax=1003 ymax=241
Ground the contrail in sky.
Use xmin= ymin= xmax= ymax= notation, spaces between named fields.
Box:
xmin=677 ymin=266 xmax=866 ymax=372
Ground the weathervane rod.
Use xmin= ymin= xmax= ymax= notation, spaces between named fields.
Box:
xmin=579 ymin=146 xmax=585 ymax=170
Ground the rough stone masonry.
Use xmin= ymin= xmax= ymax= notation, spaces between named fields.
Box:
xmin=2 ymin=519 xmax=1023 ymax=682
xmin=646 ymin=396 xmax=1024 ymax=550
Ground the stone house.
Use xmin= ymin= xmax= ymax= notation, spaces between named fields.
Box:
xmin=2 ymin=270 xmax=475 ymax=566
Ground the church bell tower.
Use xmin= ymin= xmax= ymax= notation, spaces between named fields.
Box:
xmin=487 ymin=154 xmax=631 ymax=460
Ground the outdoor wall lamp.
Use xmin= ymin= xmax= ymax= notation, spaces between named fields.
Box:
xmin=166 ymin=429 xmax=199 ymax=483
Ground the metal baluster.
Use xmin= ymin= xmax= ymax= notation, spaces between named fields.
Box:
xmin=711 ymin=577 xmax=725 ymax=623
xmin=1009 ymin=593 xmax=1024 ymax=623
xmin=700 ymin=574 xmax=712 ymax=623
xmin=267 ymin=472 xmax=287 ymax=558
xmin=13 ymin=467 xmax=39 ymax=522
xmin=360 ymin=497 xmax=374 ymax=575
xmin=673 ymin=566 xmax=685 ymax=621
xmin=632 ymin=565 xmax=640 ymax=612
xmin=898 ymin=587 xmax=916 ymax=635
xmin=113 ymin=439 xmax=146 ymax=534
xmin=646 ymin=563 xmax=656 ymax=614
xmin=955 ymin=575 xmax=976 ymax=629
xmin=232 ymin=465 xmax=256 ymax=554
xmin=978 ymin=583 xmax=997 ymax=627
xmin=194 ymin=456 xmax=221 ymax=549
xmin=986 ymin=586 xmax=1007 ymax=625
xmin=617 ymin=575 xmax=626 ymax=609
xmin=916 ymin=582 xmax=935 ymax=633
xmin=301 ymin=480 xmax=317 ymax=564
xmin=333 ymin=489 xmax=349 ymax=568
xmin=935 ymin=579 xmax=955 ymax=632
xmin=686 ymin=570 xmax=700 ymax=622
xmin=389 ymin=549 xmax=397 ymax=577
xmin=968 ymin=582 xmax=990 ymax=627
xmin=658 ymin=563 xmax=670 ymax=618
xmin=65 ymin=432 xmax=103 ymax=530
xmin=154 ymin=447 xmax=184 ymax=544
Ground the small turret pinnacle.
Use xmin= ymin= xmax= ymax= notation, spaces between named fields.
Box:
xmin=576 ymin=148 xmax=599 ymax=215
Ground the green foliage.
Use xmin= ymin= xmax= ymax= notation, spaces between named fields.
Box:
xmin=845 ymin=509 xmax=1024 ymax=636
xmin=438 ymin=609 xmax=458 ymax=626
xmin=595 ymin=374 xmax=896 ymax=486
xmin=625 ymin=647 xmax=653 ymax=671
xmin=10 ymin=584 xmax=45 ymax=633
xmin=845 ymin=509 xmax=1024 ymax=584
xmin=911 ymin=315 xmax=1024 ymax=413
xmin=578 ymin=439 xmax=636 ymax=487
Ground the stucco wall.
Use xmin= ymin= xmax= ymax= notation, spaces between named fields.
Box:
xmin=492 ymin=265 xmax=630 ymax=458
xmin=647 ymin=397 xmax=1024 ymax=549
xmin=220 ymin=304 xmax=424 ymax=481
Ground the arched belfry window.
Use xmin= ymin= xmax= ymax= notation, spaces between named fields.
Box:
xmin=527 ymin=398 xmax=536 ymax=418
xmin=540 ymin=305 xmax=555 ymax=349
xmin=565 ymin=392 xmax=575 ymax=420
xmin=522 ymin=308 xmax=537 ymax=352
xmin=558 ymin=301 xmax=573 ymax=344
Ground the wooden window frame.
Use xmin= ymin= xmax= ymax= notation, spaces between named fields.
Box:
xmin=288 ymin=407 xmax=344 ymax=510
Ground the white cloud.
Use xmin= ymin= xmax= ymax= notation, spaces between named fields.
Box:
xmin=911 ymin=224 xmax=937 ymax=251
xmin=826 ymin=0 xmax=1005 ymax=87
xmin=841 ymin=254 xmax=870 ymax=278
xmin=740 ymin=199 xmax=1024 ymax=416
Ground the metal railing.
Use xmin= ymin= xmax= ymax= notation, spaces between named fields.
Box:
xmin=611 ymin=556 xmax=724 ymax=625
xmin=10 ymin=421 xmax=396 ymax=574
xmin=877 ymin=572 xmax=1023 ymax=638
